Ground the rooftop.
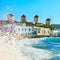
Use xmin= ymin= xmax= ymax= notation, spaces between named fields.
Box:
xmin=34 ymin=15 xmax=39 ymax=18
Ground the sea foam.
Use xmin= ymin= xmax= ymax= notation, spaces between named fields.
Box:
xmin=0 ymin=35 xmax=53 ymax=60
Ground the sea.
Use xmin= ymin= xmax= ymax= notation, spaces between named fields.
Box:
xmin=16 ymin=37 xmax=60 ymax=60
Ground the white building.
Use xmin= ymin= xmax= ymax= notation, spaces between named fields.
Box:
xmin=0 ymin=23 xmax=52 ymax=37
xmin=52 ymin=30 xmax=60 ymax=37
xmin=33 ymin=27 xmax=51 ymax=36
xmin=1 ymin=24 xmax=32 ymax=36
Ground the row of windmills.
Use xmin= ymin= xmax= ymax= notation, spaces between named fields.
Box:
xmin=0 ymin=14 xmax=51 ymax=26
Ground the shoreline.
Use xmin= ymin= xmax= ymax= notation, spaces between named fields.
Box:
xmin=0 ymin=33 xmax=60 ymax=41
xmin=0 ymin=34 xmax=54 ymax=60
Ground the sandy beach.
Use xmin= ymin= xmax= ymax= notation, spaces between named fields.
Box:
xmin=0 ymin=34 xmax=53 ymax=60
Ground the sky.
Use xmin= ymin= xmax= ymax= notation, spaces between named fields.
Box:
xmin=0 ymin=0 xmax=60 ymax=24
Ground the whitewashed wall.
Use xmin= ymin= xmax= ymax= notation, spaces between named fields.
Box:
xmin=33 ymin=27 xmax=51 ymax=36
xmin=52 ymin=30 xmax=60 ymax=36
xmin=1 ymin=24 xmax=32 ymax=35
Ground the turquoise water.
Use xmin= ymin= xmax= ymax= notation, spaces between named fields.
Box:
xmin=32 ymin=38 xmax=60 ymax=60
xmin=16 ymin=37 xmax=60 ymax=60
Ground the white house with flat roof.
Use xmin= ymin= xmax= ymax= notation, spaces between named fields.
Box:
xmin=33 ymin=27 xmax=51 ymax=36
xmin=1 ymin=24 xmax=32 ymax=36
xmin=0 ymin=23 xmax=51 ymax=37
xmin=52 ymin=30 xmax=60 ymax=37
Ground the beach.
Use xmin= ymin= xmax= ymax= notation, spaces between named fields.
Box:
xmin=0 ymin=34 xmax=54 ymax=60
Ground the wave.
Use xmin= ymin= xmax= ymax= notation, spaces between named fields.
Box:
xmin=16 ymin=37 xmax=54 ymax=60
xmin=0 ymin=35 xmax=54 ymax=60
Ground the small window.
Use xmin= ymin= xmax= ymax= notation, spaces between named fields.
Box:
xmin=22 ymin=28 xmax=23 ymax=31
xmin=25 ymin=28 xmax=27 ymax=31
xmin=29 ymin=28 xmax=31 ymax=31
xmin=18 ymin=28 xmax=20 ymax=31
xmin=43 ymin=30 xmax=45 ymax=34
xmin=38 ymin=30 xmax=40 ymax=33
xmin=48 ymin=31 xmax=50 ymax=34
